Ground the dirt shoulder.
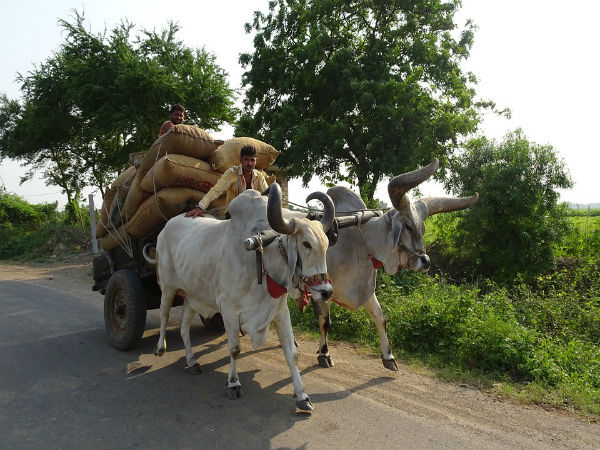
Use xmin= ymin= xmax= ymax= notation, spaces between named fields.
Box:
xmin=2 ymin=253 xmax=600 ymax=449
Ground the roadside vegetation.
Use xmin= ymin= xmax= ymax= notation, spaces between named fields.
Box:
xmin=0 ymin=192 xmax=89 ymax=260
xmin=290 ymin=210 xmax=600 ymax=418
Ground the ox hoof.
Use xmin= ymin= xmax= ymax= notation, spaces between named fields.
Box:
xmin=154 ymin=347 xmax=166 ymax=357
xmin=381 ymin=356 xmax=399 ymax=371
xmin=317 ymin=354 xmax=334 ymax=368
xmin=227 ymin=386 xmax=244 ymax=399
xmin=295 ymin=396 xmax=314 ymax=411
xmin=185 ymin=363 xmax=202 ymax=374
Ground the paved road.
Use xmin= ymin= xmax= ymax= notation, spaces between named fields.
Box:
xmin=1 ymin=260 xmax=599 ymax=449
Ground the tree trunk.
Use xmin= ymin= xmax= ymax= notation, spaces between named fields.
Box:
xmin=357 ymin=171 xmax=381 ymax=208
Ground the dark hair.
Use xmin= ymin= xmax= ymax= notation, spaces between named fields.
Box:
xmin=240 ymin=145 xmax=257 ymax=158
xmin=169 ymin=104 xmax=185 ymax=114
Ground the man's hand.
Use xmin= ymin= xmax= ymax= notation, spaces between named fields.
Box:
xmin=185 ymin=207 xmax=205 ymax=218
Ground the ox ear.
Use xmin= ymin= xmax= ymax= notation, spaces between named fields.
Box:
xmin=391 ymin=213 xmax=403 ymax=249
xmin=414 ymin=201 xmax=430 ymax=221
xmin=287 ymin=236 xmax=299 ymax=281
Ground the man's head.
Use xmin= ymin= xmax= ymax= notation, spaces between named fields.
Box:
xmin=240 ymin=145 xmax=257 ymax=173
xmin=169 ymin=104 xmax=185 ymax=125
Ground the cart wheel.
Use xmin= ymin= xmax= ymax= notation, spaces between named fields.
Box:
xmin=104 ymin=269 xmax=147 ymax=350
xmin=199 ymin=313 xmax=225 ymax=332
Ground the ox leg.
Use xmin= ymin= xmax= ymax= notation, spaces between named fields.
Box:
xmin=154 ymin=287 xmax=176 ymax=357
xmin=273 ymin=303 xmax=313 ymax=411
xmin=181 ymin=300 xmax=201 ymax=374
xmin=364 ymin=294 xmax=399 ymax=371
xmin=222 ymin=314 xmax=243 ymax=399
xmin=316 ymin=314 xmax=334 ymax=368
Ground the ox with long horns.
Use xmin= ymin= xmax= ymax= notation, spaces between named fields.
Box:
xmin=290 ymin=159 xmax=479 ymax=370
xmin=151 ymin=183 xmax=335 ymax=409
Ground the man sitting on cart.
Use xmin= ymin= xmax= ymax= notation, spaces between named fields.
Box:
xmin=158 ymin=104 xmax=185 ymax=136
xmin=185 ymin=145 xmax=269 ymax=218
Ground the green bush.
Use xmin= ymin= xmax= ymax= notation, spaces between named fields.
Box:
xmin=289 ymin=263 xmax=600 ymax=414
xmin=0 ymin=192 xmax=59 ymax=229
xmin=0 ymin=222 xmax=87 ymax=259
xmin=0 ymin=193 xmax=89 ymax=259
xmin=444 ymin=129 xmax=573 ymax=282
xmin=556 ymin=216 xmax=600 ymax=259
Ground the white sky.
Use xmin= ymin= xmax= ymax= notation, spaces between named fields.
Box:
xmin=0 ymin=0 xmax=598 ymax=209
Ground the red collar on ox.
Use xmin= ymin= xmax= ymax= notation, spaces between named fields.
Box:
xmin=369 ymin=255 xmax=384 ymax=269
xmin=266 ymin=274 xmax=287 ymax=298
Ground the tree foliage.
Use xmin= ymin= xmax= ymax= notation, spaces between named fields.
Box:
xmin=238 ymin=0 xmax=495 ymax=202
xmin=0 ymin=11 xmax=237 ymax=219
xmin=444 ymin=129 xmax=573 ymax=281
xmin=0 ymin=192 xmax=59 ymax=229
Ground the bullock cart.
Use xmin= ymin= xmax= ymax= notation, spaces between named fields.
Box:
xmin=91 ymin=224 xmax=224 ymax=351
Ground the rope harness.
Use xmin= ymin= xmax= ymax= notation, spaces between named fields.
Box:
xmin=246 ymin=233 xmax=330 ymax=300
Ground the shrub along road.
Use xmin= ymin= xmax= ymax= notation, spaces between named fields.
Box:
xmin=1 ymin=254 xmax=599 ymax=449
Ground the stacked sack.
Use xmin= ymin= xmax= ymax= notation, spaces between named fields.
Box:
xmin=97 ymin=125 xmax=280 ymax=251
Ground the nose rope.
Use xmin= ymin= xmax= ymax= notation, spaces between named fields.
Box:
xmin=300 ymin=273 xmax=331 ymax=287
xmin=278 ymin=236 xmax=330 ymax=289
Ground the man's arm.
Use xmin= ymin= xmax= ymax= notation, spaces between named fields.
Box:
xmin=159 ymin=121 xmax=174 ymax=136
xmin=185 ymin=168 xmax=235 ymax=218
xmin=257 ymin=171 xmax=269 ymax=193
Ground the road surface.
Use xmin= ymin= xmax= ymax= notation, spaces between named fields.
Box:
xmin=1 ymin=255 xmax=599 ymax=449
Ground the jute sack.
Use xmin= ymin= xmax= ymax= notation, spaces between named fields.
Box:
xmin=97 ymin=166 xmax=137 ymax=236
xmin=139 ymin=154 xmax=222 ymax=194
xmin=258 ymin=169 xmax=277 ymax=186
xmin=99 ymin=224 xmax=129 ymax=251
xmin=126 ymin=188 xmax=206 ymax=238
xmin=118 ymin=170 xmax=152 ymax=223
xmin=208 ymin=195 xmax=227 ymax=209
xmin=139 ymin=125 xmax=222 ymax=174
xmin=205 ymin=205 xmax=227 ymax=220
xmin=210 ymin=137 xmax=281 ymax=173
xmin=96 ymin=187 xmax=115 ymax=238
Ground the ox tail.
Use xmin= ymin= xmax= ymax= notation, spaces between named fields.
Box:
xmin=143 ymin=243 xmax=157 ymax=266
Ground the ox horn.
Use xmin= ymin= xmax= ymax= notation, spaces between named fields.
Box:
xmin=416 ymin=193 xmax=479 ymax=219
xmin=306 ymin=192 xmax=335 ymax=232
xmin=267 ymin=182 xmax=296 ymax=234
xmin=388 ymin=159 xmax=439 ymax=210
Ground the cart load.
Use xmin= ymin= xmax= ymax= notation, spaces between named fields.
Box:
xmin=95 ymin=125 xmax=281 ymax=251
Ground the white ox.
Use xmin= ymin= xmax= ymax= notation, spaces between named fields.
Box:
xmin=288 ymin=159 xmax=479 ymax=370
xmin=152 ymin=183 xmax=334 ymax=410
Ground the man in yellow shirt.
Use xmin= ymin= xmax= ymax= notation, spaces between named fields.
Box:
xmin=185 ymin=145 xmax=269 ymax=218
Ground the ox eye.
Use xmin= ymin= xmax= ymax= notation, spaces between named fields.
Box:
xmin=303 ymin=241 xmax=312 ymax=249
xmin=405 ymin=224 xmax=413 ymax=232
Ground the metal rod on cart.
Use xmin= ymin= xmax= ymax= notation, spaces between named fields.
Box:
xmin=89 ymin=194 xmax=99 ymax=255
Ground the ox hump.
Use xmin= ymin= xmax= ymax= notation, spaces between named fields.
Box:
xmin=228 ymin=190 xmax=267 ymax=218
xmin=327 ymin=186 xmax=366 ymax=211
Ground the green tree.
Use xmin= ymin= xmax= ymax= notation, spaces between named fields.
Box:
xmin=0 ymin=11 xmax=237 ymax=212
xmin=444 ymin=129 xmax=573 ymax=281
xmin=238 ymin=0 xmax=498 ymax=203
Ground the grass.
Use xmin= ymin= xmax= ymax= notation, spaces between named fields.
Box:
xmin=556 ymin=215 xmax=600 ymax=259
xmin=0 ymin=222 xmax=89 ymax=261
xmin=289 ymin=262 xmax=600 ymax=419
